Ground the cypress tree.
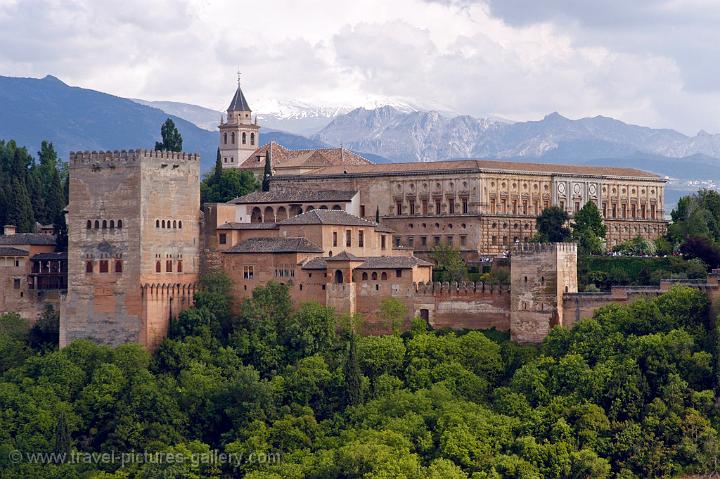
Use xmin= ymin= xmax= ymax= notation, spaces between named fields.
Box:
xmin=54 ymin=410 xmax=71 ymax=458
xmin=375 ymin=206 xmax=380 ymax=223
xmin=344 ymin=333 xmax=363 ymax=407
xmin=155 ymin=118 xmax=183 ymax=152
xmin=262 ymin=145 xmax=273 ymax=192
xmin=213 ymin=147 xmax=222 ymax=182
xmin=9 ymin=178 xmax=35 ymax=232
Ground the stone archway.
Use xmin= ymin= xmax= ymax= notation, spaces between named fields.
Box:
xmin=290 ymin=205 xmax=303 ymax=217
xmin=263 ymin=206 xmax=275 ymax=223
xmin=334 ymin=270 xmax=344 ymax=284
xmin=251 ymin=207 xmax=263 ymax=223
xmin=276 ymin=206 xmax=288 ymax=221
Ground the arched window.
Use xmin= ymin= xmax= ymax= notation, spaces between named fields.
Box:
xmin=250 ymin=132 xmax=255 ymax=145
xmin=118 ymin=220 xmax=122 ymax=229
xmin=109 ymin=220 xmax=115 ymax=229
xmin=94 ymin=220 xmax=99 ymax=229
xmin=332 ymin=205 xmax=341 ymax=210
xmin=264 ymin=206 xmax=274 ymax=223
xmin=334 ymin=270 xmax=343 ymax=283
xmin=251 ymin=207 xmax=263 ymax=223
xmin=371 ymin=272 xmax=378 ymax=280
xmin=156 ymin=219 xmax=160 ymax=228
xmin=177 ymin=260 xmax=183 ymax=273
xmin=231 ymin=132 xmax=235 ymax=144
xmin=173 ymin=220 xmax=177 ymax=228
xmin=166 ymin=260 xmax=173 ymax=272
xmin=156 ymin=261 xmax=161 ymax=273
xmin=86 ymin=220 xmax=91 ymax=229
xmin=178 ymin=221 xmax=182 ymax=229
xmin=242 ymin=132 xmax=247 ymax=144
xmin=86 ymin=261 xmax=93 ymax=273
xmin=223 ymin=132 xmax=227 ymax=144
xmin=166 ymin=220 xmax=171 ymax=229
xmin=102 ymin=220 xmax=107 ymax=229
xmin=381 ymin=272 xmax=388 ymax=280
xmin=162 ymin=220 xmax=166 ymax=228
xmin=362 ymin=272 xmax=368 ymax=280
xmin=115 ymin=260 xmax=123 ymax=273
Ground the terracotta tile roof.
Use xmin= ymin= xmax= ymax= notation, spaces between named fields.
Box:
xmin=355 ymin=256 xmax=433 ymax=269
xmin=32 ymin=252 xmax=67 ymax=260
xmin=326 ymin=251 xmax=363 ymax=261
xmin=217 ymin=222 xmax=279 ymax=230
xmin=273 ymin=159 xmax=661 ymax=179
xmin=0 ymin=233 xmax=57 ymax=246
xmin=0 ymin=247 xmax=29 ymax=256
xmin=279 ymin=209 xmax=379 ymax=227
xmin=230 ymin=189 xmax=357 ymax=204
xmin=302 ymin=254 xmax=432 ymax=270
xmin=225 ymin=237 xmax=322 ymax=254
xmin=239 ymin=142 xmax=373 ymax=170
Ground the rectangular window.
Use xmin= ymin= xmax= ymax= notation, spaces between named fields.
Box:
xmin=396 ymin=201 xmax=402 ymax=215
xmin=409 ymin=200 xmax=415 ymax=215
xmin=448 ymin=199 xmax=455 ymax=214
xmin=602 ymin=202 xmax=607 ymax=218
xmin=177 ymin=260 xmax=183 ymax=273
xmin=447 ymin=236 xmax=453 ymax=246
xmin=651 ymin=204 xmax=656 ymax=219
xmin=421 ymin=236 xmax=427 ymax=246
xmin=503 ymin=235 xmax=508 ymax=245
xmin=381 ymin=235 xmax=386 ymax=250
xmin=501 ymin=199 xmax=507 ymax=213
xmin=166 ymin=260 xmax=172 ymax=273
xmin=512 ymin=200 xmax=517 ymax=215
xmin=462 ymin=199 xmax=468 ymax=214
xmin=99 ymin=260 xmax=109 ymax=273
xmin=358 ymin=230 xmax=364 ymax=247
xmin=433 ymin=236 xmax=440 ymax=246
xmin=631 ymin=204 xmax=636 ymax=218
xmin=575 ymin=201 xmax=580 ymax=213
xmin=460 ymin=235 xmax=467 ymax=246
xmin=491 ymin=235 xmax=497 ymax=246
xmin=422 ymin=199 xmax=428 ymax=215
xmin=544 ymin=200 xmax=549 ymax=209
xmin=346 ymin=230 xmax=352 ymax=247
xmin=333 ymin=231 xmax=338 ymax=247
xmin=491 ymin=199 xmax=496 ymax=214
xmin=360 ymin=205 xmax=366 ymax=217
xmin=13 ymin=278 xmax=20 ymax=289
xmin=612 ymin=204 xmax=617 ymax=218
xmin=85 ymin=261 xmax=93 ymax=273
xmin=394 ymin=236 xmax=401 ymax=247
xmin=115 ymin=260 xmax=123 ymax=273
xmin=622 ymin=204 xmax=627 ymax=218
xmin=408 ymin=236 xmax=414 ymax=248
xmin=522 ymin=200 xmax=528 ymax=215
xmin=559 ymin=200 xmax=565 ymax=211
xmin=243 ymin=265 xmax=254 ymax=279
xmin=435 ymin=200 xmax=442 ymax=215
xmin=641 ymin=204 xmax=646 ymax=219
xmin=395 ymin=269 xmax=402 ymax=278
xmin=219 ymin=233 xmax=227 ymax=245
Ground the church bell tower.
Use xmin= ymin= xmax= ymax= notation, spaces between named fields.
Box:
xmin=219 ymin=74 xmax=260 ymax=168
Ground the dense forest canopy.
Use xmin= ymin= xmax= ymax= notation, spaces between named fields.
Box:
xmin=1 ymin=276 xmax=719 ymax=478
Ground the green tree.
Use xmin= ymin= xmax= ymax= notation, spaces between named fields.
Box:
xmin=8 ymin=177 xmax=35 ymax=232
xmin=200 ymin=168 xmax=259 ymax=204
xmin=535 ymin=206 xmax=571 ymax=243
xmin=344 ymin=333 xmax=363 ymax=406
xmin=155 ymin=118 xmax=183 ymax=152
xmin=213 ymin=147 xmax=222 ymax=182
xmin=378 ymin=297 xmax=408 ymax=334
xmin=430 ymin=242 xmax=468 ymax=282
xmin=262 ymin=147 xmax=272 ymax=192
xmin=573 ymin=201 xmax=606 ymax=255
xmin=54 ymin=410 xmax=71 ymax=457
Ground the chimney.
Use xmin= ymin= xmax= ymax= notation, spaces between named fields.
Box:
xmin=3 ymin=225 xmax=16 ymax=236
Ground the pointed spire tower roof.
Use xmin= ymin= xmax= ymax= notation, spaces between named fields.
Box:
xmin=228 ymin=72 xmax=251 ymax=112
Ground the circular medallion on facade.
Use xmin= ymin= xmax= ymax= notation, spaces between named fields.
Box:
xmin=557 ymin=183 xmax=566 ymax=194
xmin=573 ymin=183 xmax=581 ymax=195
xmin=589 ymin=184 xmax=597 ymax=196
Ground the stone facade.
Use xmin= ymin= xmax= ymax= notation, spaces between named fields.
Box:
xmin=510 ymin=243 xmax=578 ymax=343
xmin=60 ymin=150 xmax=200 ymax=350
xmin=270 ymin=160 xmax=667 ymax=257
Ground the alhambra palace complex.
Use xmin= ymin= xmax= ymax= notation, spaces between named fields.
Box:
xmin=6 ymin=81 xmax=707 ymax=350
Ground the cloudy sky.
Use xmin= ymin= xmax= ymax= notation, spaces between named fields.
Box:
xmin=0 ymin=0 xmax=718 ymax=134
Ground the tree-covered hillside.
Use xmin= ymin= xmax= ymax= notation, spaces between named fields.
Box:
xmin=1 ymin=275 xmax=719 ymax=478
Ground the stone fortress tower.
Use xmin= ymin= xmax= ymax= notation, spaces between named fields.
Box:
xmin=219 ymin=75 xmax=260 ymax=169
xmin=60 ymin=150 xmax=200 ymax=350
xmin=510 ymin=243 xmax=578 ymax=343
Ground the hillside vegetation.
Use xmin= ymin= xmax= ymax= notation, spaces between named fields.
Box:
xmin=1 ymin=275 xmax=719 ymax=478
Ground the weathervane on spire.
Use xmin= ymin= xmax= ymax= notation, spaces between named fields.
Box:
xmin=237 ymin=68 xmax=241 ymax=87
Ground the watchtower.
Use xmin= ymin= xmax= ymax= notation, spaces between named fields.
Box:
xmin=60 ymin=149 xmax=200 ymax=350
xmin=510 ymin=242 xmax=577 ymax=343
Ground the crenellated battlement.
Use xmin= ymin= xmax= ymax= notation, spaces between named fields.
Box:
xmin=512 ymin=242 xmax=577 ymax=255
xmin=413 ymin=281 xmax=509 ymax=296
xmin=69 ymin=149 xmax=200 ymax=168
